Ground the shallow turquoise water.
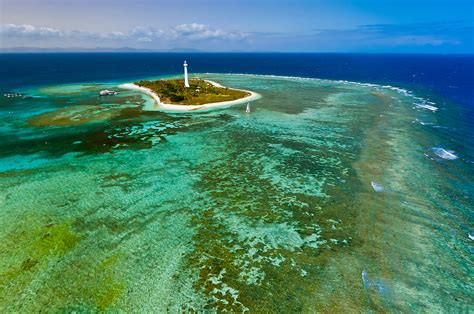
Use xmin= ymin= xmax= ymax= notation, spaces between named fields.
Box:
xmin=0 ymin=74 xmax=472 ymax=312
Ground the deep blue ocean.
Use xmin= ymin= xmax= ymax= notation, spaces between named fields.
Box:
xmin=2 ymin=52 xmax=473 ymax=155
xmin=1 ymin=53 xmax=473 ymax=105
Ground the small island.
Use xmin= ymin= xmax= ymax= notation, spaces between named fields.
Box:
xmin=134 ymin=78 xmax=250 ymax=106
xmin=119 ymin=61 xmax=260 ymax=112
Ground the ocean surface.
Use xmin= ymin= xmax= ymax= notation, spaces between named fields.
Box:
xmin=0 ymin=53 xmax=473 ymax=311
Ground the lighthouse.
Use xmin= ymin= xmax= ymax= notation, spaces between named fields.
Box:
xmin=183 ymin=60 xmax=190 ymax=88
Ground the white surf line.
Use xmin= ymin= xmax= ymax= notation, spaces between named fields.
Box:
xmin=468 ymin=232 xmax=474 ymax=241
xmin=431 ymin=147 xmax=459 ymax=160
xmin=414 ymin=103 xmax=438 ymax=112
xmin=119 ymin=80 xmax=261 ymax=112
xmin=205 ymin=73 xmax=438 ymax=110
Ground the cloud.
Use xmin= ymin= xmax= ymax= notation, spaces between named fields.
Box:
xmin=1 ymin=24 xmax=63 ymax=38
xmin=250 ymin=21 xmax=472 ymax=52
xmin=378 ymin=35 xmax=457 ymax=46
xmin=0 ymin=21 xmax=471 ymax=52
xmin=130 ymin=26 xmax=164 ymax=39
xmin=137 ymin=37 xmax=152 ymax=42
xmin=169 ymin=23 xmax=246 ymax=41
xmin=0 ymin=23 xmax=129 ymax=43
xmin=352 ymin=22 xmax=468 ymax=46
xmin=0 ymin=23 xmax=247 ymax=46
xmin=366 ymin=22 xmax=466 ymax=46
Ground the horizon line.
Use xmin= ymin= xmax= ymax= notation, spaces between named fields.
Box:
xmin=1 ymin=50 xmax=473 ymax=55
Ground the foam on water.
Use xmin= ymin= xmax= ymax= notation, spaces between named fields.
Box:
xmin=371 ymin=181 xmax=384 ymax=192
xmin=415 ymin=103 xmax=438 ymax=112
xmin=414 ymin=119 xmax=433 ymax=126
xmin=212 ymin=73 xmax=444 ymax=118
xmin=431 ymin=147 xmax=459 ymax=160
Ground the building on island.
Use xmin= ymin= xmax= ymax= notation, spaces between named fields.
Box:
xmin=183 ymin=61 xmax=190 ymax=88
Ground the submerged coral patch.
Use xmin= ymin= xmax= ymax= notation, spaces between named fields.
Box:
xmin=0 ymin=74 xmax=470 ymax=312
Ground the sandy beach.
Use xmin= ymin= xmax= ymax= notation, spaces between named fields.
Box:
xmin=119 ymin=80 xmax=260 ymax=112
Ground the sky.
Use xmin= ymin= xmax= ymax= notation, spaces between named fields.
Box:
xmin=0 ymin=0 xmax=473 ymax=52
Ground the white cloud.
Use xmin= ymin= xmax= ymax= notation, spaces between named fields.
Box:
xmin=0 ymin=23 xmax=247 ymax=46
xmin=130 ymin=26 xmax=164 ymax=39
xmin=169 ymin=23 xmax=244 ymax=40
xmin=351 ymin=23 xmax=463 ymax=47
xmin=0 ymin=23 xmax=128 ymax=41
xmin=380 ymin=35 xmax=458 ymax=46
xmin=1 ymin=24 xmax=63 ymax=38
xmin=137 ymin=37 xmax=152 ymax=42
xmin=0 ymin=21 xmax=468 ymax=52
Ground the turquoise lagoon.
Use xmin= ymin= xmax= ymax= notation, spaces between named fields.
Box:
xmin=0 ymin=74 xmax=472 ymax=312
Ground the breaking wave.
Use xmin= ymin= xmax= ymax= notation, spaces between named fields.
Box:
xmin=431 ymin=147 xmax=458 ymax=160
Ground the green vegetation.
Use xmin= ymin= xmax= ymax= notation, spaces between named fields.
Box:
xmin=134 ymin=78 xmax=249 ymax=105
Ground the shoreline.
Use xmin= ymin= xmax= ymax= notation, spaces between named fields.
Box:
xmin=119 ymin=80 xmax=261 ymax=112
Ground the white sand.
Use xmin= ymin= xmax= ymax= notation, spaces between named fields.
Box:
xmin=119 ymin=80 xmax=260 ymax=112
xmin=118 ymin=83 xmax=162 ymax=110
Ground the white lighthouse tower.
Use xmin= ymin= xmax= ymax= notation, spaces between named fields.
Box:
xmin=183 ymin=60 xmax=190 ymax=88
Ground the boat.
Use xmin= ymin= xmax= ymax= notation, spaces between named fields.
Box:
xmin=245 ymin=102 xmax=251 ymax=113
xmin=3 ymin=92 xmax=23 ymax=98
xmin=99 ymin=90 xmax=117 ymax=96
